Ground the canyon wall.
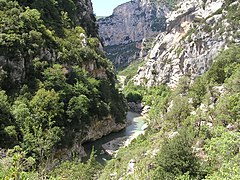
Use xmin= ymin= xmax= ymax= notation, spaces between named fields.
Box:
xmin=97 ymin=0 xmax=169 ymax=67
xmin=134 ymin=0 xmax=240 ymax=87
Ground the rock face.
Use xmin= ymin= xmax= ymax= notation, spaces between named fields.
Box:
xmin=134 ymin=0 xmax=240 ymax=88
xmin=60 ymin=116 xmax=126 ymax=160
xmin=98 ymin=0 xmax=167 ymax=46
xmin=103 ymin=42 xmax=142 ymax=67
xmin=97 ymin=0 xmax=169 ymax=67
xmin=128 ymin=102 xmax=143 ymax=113
xmin=76 ymin=0 xmax=98 ymax=37
xmin=84 ymin=116 xmax=127 ymax=141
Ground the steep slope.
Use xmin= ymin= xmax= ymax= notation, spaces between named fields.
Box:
xmin=101 ymin=43 xmax=240 ymax=180
xmin=134 ymin=0 xmax=240 ymax=88
xmin=98 ymin=0 xmax=167 ymax=46
xmin=97 ymin=0 xmax=169 ymax=67
xmin=100 ymin=1 xmax=240 ymax=178
xmin=17 ymin=0 xmax=98 ymax=37
xmin=0 ymin=0 xmax=127 ymax=170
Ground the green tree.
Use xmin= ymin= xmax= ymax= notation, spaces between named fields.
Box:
xmin=0 ymin=90 xmax=15 ymax=147
xmin=12 ymin=89 xmax=64 ymax=160
xmin=43 ymin=64 xmax=71 ymax=98
xmin=215 ymin=93 xmax=240 ymax=124
xmin=164 ymin=96 xmax=191 ymax=130
xmin=205 ymin=156 xmax=240 ymax=180
xmin=225 ymin=69 xmax=240 ymax=93
xmin=0 ymin=0 xmax=55 ymax=91
xmin=205 ymin=45 xmax=240 ymax=84
xmin=154 ymin=130 xmax=202 ymax=179
xmin=174 ymin=76 xmax=191 ymax=96
xmin=189 ymin=77 xmax=207 ymax=108
xmin=67 ymin=95 xmax=90 ymax=128
xmin=126 ymin=91 xmax=143 ymax=103
xmin=204 ymin=127 xmax=240 ymax=169
xmin=49 ymin=149 xmax=102 ymax=180
xmin=0 ymin=146 xmax=38 ymax=180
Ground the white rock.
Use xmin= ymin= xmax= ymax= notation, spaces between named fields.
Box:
xmin=133 ymin=0 xmax=234 ymax=88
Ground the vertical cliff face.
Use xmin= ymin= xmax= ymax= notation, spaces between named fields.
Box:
xmin=97 ymin=0 xmax=169 ymax=67
xmin=134 ymin=0 xmax=240 ymax=88
xmin=97 ymin=0 xmax=239 ymax=85
xmin=98 ymin=0 xmax=167 ymax=46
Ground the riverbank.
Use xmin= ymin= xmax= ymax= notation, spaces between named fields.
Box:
xmin=102 ymin=113 xmax=148 ymax=156
xmin=82 ymin=112 xmax=148 ymax=164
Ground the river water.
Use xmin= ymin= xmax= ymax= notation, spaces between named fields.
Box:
xmin=82 ymin=111 xmax=146 ymax=164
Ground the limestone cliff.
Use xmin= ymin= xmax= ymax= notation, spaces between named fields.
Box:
xmin=97 ymin=0 xmax=168 ymax=67
xmin=98 ymin=0 xmax=167 ymax=46
xmin=58 ymin=115 xmax=127 ymax=160
xmin=134 ymin=0 xmax=240 ymax=88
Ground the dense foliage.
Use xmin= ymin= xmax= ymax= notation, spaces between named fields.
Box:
xmin=16 ymin=0 xmax=98 ymax=37
xmin=0 ymin=0 xmax=126 ymax=178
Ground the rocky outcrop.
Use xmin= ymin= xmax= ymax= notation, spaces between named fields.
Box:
xmin=98 ymin=0 xmax=168 ymax=46
xmin=134 ymin=0 xmax=240 ymax=88
xmin=0 ymin=148 xmax=6 ymax=159
xmin=59 ymin=116 xmax=127 ymax=160
xmin=84 ymin=116 xmax=127 ymax=141
xmin=76 ymin=0 xmax=98 ymax=37
xmin=128 ymin=102 xmax=143 ymax=113
xmin=97 ymin=0 xmax=169 ymax=67
xmin=103 ymin=42 xmax=142 ymax=67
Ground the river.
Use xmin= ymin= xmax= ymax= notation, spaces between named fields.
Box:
xmin=82 ymin=111 xmax=147 ymax=164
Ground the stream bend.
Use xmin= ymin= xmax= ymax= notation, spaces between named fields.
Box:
xmin=83 ymin=111 xmax=147 ymax=164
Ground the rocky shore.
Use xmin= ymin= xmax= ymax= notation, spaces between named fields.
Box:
xmin=101 ymin=113 xmax=148 ymax=156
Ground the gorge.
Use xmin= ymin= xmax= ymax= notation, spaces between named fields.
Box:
xmin=97 ymin=0 xmax=168 ymax=67
xmin=0 ymin=0 xmax=240 ymax=179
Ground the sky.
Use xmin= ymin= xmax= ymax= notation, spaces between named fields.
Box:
xmin=91 ymin=0 xmax=130 ymax=16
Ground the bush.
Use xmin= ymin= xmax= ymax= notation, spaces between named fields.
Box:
xmin=49 ymin=150 xmax=102 ymax=180
xmin=153 ymin=129 xmax=203 ymax=179
xmin=189 ymin=77 xmax=207 ymax=108
xmin=205 ymin=45 xmax=240 ymax=84
xmin=126 ymin=91 xmax=143 ymax=103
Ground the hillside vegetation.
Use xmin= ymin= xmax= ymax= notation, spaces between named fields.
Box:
xmin=0 ymin=0 xmax=126 ymax=178
xmin=101 ymin=1 xmax=240 ymax=179
xmin=101 ymin=44 xmax=240 ymax=180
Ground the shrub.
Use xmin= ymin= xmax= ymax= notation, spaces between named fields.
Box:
xmin=153 ymin=129 xmax=202 ymax=179
xmin=126 ymin=91 xmax=143 ymax=103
